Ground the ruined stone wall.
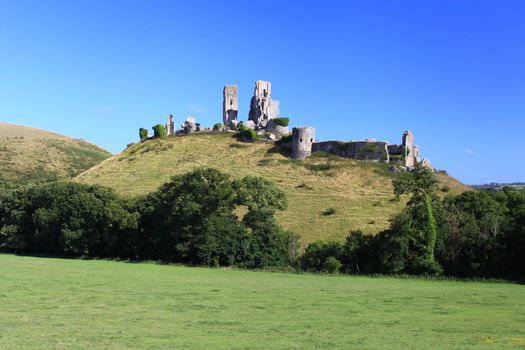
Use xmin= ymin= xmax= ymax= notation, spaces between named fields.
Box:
xmin=223 ymin=85 xmax=238 ymax=126
xmin=312 ymin=141 xmax=389 ymax=162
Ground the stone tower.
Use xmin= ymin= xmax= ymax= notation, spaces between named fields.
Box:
xmin=223 ymin=85 xmax=238 ymax=126
xmin=166 ymin=114 xmax=175 ymax=136
xmin=248 ymin=80 xmax=280 ymax=128
xmin=402 ymin=130 xmax=420 ymax=168
xmin=402 ymin=130 xmax=414 ymax=149
xmin=292 ymin=127 xmax=315 ymax=160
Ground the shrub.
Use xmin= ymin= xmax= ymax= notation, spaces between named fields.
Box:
xmin=237 ymin=122 xmax=247 ymax=132
xmin=213 ymin=123 xmax=223 ymax=131
xmin=277 ymin=134 xmax=293 ymax=144
xmin=322 ymin=208 xmax=336 ymax=216
xmin=152 ymin=124 xmax=167 ymax=138
xmin=323 ymin=256 xmax=342 ymax=274
xmin=272 ymin=117 xmax=289 ymax=127
xmin=304 ymin=163 xmax=337 ymax=172
xmin=301 ymin=240 xmax=343 ymax=272
xmin=243 ymin=128 xmax=257 ymax=142
xmin=139 ymin=128 xmax=148 ymax=142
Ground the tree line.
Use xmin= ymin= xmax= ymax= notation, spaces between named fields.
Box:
xmin=0 ymin=169 xmax=299 ymax=268
xmin=302 ymin=166 xmax=525 ymax=279
xmin=0 ymin=166 xmax=523 ymax=279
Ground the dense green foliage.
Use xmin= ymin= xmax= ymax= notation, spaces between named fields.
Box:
xmin=213 ymin=123 xmax=223 ymax=131
xmin=152 ymin=124 xmax=167 ymax=138
xmin=2 ymin=255 xmax=524 ymax=349
xmin=242 ymin=128 xmax=257 ymax=142
xmin=0 ymin=182 xmax=137 ymax=257
xmin=272 ymin=117 xmax=289 ymax=127
xmin=0 ymin=169 xmax=296 ymax=268
xmin=2 ymin=162 xmax=522 ymax=278
xmin=302 ymin=165 xmax=525 ymax=279
xmin=139 ymin=127 xmax=148 ymax=141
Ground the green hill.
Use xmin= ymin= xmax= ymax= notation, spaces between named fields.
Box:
xmin=76 ymin=133 xmax=468 ymax=243
xmin=0 ymin=122 xmax=111 ymax=188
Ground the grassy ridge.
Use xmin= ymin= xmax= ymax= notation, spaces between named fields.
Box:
xmin=0 ymin=122 xmax=111 ymax=186
xmin=76 ymin=133 xmax=468 ymax=243
xmin=0 ymin=254 xmax=524 ymax=349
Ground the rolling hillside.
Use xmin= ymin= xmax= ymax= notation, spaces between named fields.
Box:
xmin=76 ymin=133 xmax=469 ymax=243
xmin=0 ymin=122 xmax=111 ymax=187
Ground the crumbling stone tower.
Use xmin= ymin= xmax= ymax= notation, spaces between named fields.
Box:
xmin=402 ymin=130 xmax=420 ymax=168
xmin=223 ymin=85 xmax=238 ymax=126
xmin=292 ymin=127 xmax=315 ymax=160
xmin=166 ymin=114 xmax=175 ymax=136
xmin=248 ymin=80 xmax=280 ymax=128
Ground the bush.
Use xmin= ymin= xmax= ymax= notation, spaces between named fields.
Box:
xmin=213 ymin=123 xmax=223 ymax=132
xmin=323 ymin=256 xmax=342 ymax=274
xmin=322 ymin=208 xmax=336 ymax=216
xmin=301 ymin=240 xmax=343 ymax=273
xmin=272 ymin=117 xmax=289 ymax=127
xmin=243 ymin=128 xmax=257 ymax=142
xmin=278 ymin=134 xmax=293 ymax=144
xmin=139 ymin=128 xmax=148 ymax=142
xmin=237 ymin=122 xmax=247 ymax=132
xmin=152 ymin=124 xmax=166 ymax=138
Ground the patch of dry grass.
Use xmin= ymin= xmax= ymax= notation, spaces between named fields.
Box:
xmin=0 ymin=122 xmax=111 ymax=185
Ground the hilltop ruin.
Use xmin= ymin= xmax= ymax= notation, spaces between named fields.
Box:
xmin=149 ymin=80 xmax=431 ymax=171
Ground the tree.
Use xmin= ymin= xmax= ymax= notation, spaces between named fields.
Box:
xmin=0 ymin=183 xmax=138 ymax=257
xmin=232 ymin=176 xmax=295 ymax=268
xmin=233 ymin=176 xmax=287 ymax=213
xmin=392 ymin=164 xmax=442 ymax=275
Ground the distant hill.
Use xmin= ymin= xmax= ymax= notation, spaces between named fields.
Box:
xmin=0 ymin=122 xmax=111 ymax=188
xmin=76 ymin=133 xmax=469 ymax=244
xmin=472 ymin=182 xmax=525 ymax=191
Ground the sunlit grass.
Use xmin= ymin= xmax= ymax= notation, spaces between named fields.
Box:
xmin=76 ymin=133 xmax=468 ymax=243
xmin=0 ymin=254 xmax=523 ymax=349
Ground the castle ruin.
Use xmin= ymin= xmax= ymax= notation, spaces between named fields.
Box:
xmin=149 ymin=79 xmax=432 ymax=171
xmin=223 ymin=85 xmax=238 ymax=126
xmin=166 ymin=114 xmax=175 ymax=136
xmin=292 ymin=127 xmax=315 ymax=160
xmin=248 ymin=80 xmax=280 ymax=128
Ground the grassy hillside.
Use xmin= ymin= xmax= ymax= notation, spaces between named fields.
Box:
xmin=0 ymin=122 xmax=111 ymax=187
xmin=76 ymin=133 xmax=468 ymax=243
xmin=1 ymin=254 xmax=524 ymax=349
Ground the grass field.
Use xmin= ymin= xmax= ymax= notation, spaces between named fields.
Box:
xmin=1 ymin=254 xmax=523 ymax=349
xmin=76 ymin=133 xmax=469 ymax=243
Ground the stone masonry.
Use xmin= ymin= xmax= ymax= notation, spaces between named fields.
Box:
xmin=223 ymin=85 xmax=238 ymax=126
xmin=248 ymin=80 xmax=280 ymax=128
xmin=166 ymin=114 xmax=175 ymax=136
xmin=292 ymin=127 xmax=315 ymax=160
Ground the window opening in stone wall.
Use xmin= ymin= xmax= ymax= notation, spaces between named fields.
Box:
xmin=310 ymin=138 xmax=313 ymax=142
xmin=300 ymin=138 xmax=303 ymax=142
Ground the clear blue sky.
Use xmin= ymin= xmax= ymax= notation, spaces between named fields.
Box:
xmin=0 ymin=0 xmax=524 ymax=184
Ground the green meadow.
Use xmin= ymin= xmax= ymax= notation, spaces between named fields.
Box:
xmin=0 ymin=254 xmax=524 ymax=349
